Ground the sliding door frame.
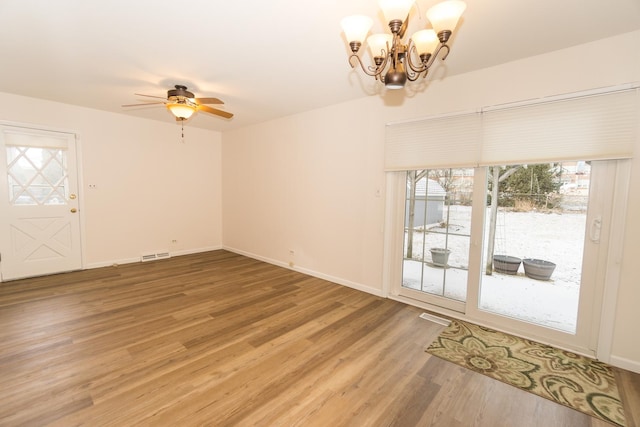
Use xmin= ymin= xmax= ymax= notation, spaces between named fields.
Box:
xmin=384 ymin=160 xmax=630 ymax=358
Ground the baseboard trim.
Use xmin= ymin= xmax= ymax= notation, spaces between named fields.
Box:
xmin=222 ymin=246 xmax=384 ymax=298
xmin=609 ymin=355 xmax=640 ymax=374
xmin=85 ymin=257 xmax=140 ymax=269
xmin=294 ymin=265 xmax=385 ymax=298
xmin=84 ymin=245 xmax=224 ymax=270
xmin=170 ymin=245 xmax=223 ymax=257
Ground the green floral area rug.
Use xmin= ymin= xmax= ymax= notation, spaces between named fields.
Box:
xmin=426 ymin=319 xmax=626 ymax=426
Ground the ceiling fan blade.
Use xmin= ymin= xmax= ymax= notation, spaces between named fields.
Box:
xmin=122 ymin=101 xmax=165 ymax=107
xmin=194 ymin=97 xmax=223 ymax=105
xmin=134 ymin=93 xmax=167 ymax=100
xmin=198 ymin=104 xmax=234 ymax=119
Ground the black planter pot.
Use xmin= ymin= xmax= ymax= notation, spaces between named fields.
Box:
xmin=493 ymin=255 xmax=522 ymax=275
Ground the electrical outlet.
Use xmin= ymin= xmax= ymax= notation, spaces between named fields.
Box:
xmin=288 ymin=250 xmax=295 ymax=268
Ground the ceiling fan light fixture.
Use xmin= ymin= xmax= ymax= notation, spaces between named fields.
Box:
xmin=167 ymin=103 xmax=196 ymax=120
xmin=123 ymin=85 xmax=233 ymax=121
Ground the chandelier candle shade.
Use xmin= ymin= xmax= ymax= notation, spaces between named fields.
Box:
xmin=341 ymin=0 xmax=466 ymax=89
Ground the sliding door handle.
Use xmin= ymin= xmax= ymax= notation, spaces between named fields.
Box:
xmin=589 ymin=216 xmax=601 ymax=243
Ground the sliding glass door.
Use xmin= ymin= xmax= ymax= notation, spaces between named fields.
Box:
xmin=395 ymin=160 xmax=624 ymax=354
xmin=401 ymin=168 xmax=474 ymax=312
xmin=476 ymin=162 xmax=593 ymax=333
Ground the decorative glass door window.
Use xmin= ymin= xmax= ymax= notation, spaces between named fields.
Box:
xmin=6 ymin=146 xmax=68 ymax=205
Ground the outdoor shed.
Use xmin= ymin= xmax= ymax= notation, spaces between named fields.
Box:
xmin=406 ymin=179 xmax=447 ymax=228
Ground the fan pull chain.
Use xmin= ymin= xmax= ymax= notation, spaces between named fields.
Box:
xmin=181 ymin=119 xmax=185 ymax=143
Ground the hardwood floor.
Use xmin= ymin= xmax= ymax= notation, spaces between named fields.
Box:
xmin=0 ymin=250 xmax=638 ymax=426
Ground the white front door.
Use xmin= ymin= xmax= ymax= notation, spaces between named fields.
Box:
xmin=0 ymin=125 xmax=82 ymax=281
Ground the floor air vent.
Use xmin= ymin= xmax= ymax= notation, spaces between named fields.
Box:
xmin=141 ymin=251 xmax=171 ymax=262
xmin=419 ymin=312 xmax=451 ymax=326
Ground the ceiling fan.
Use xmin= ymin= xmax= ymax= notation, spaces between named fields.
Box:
xmin=122 ymin=84 xmax=233 ymax=120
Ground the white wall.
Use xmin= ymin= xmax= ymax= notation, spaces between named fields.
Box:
xmin=222 ymin=30 xmax=640 ymax=368
xmin=0 ymin=93 xmax=223 ymax=267
xmin=222 ymin=103 xmax=385 ymax=294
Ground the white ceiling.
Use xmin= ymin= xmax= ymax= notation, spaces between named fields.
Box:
xmin=1 ymin=0 xmax=638 ymax=132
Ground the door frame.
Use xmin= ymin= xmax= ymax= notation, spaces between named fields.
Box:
xmin=0 ymin=121 xmax=85 ymax=281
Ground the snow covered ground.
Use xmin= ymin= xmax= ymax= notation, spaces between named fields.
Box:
xmin=403 ymin=205 xmax=586 ymax=333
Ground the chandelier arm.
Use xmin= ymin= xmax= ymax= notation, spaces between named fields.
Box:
xmin=373 ymin=46 xmax=392 ymax=77
xmin=415 ymin=43 xmax=452 ymax=73
xmin=348 ymin=53 xmax=386 ymax=78
xmin=406 ymin=68 xmax=422 ymax=82
xmin=430 ymin=43 xmax=451 ymax=65
xmin=406 ymin=44 xmax=428 ymax=74
xmin=397 ymin=14 xmax=410 ymax=38
xmin=373 ymin=53 xmax=390 ymax=78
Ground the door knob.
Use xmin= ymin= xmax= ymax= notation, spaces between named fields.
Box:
xmin=70 ymin=208 xmax=77 ymax=213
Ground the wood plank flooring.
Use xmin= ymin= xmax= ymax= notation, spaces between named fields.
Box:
xmin=0 ymin=250 xmax=638 ymax=426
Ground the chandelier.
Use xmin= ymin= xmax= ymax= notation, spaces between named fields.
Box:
xmin=341 ymin=0 xmax=466 ymax=89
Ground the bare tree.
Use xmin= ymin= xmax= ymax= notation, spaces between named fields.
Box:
xmin=429 ymin=169 xmax=454 ymax=192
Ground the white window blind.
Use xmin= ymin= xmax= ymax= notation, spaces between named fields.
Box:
xmin=480 ymin=89 xmax=638 ymax=165
xmin=3 ymin=129 xmax=71 ymax=149
xmin=384 ymin=87 xmax=638 ymax=170
xmin=384 ymin=112 xmax=481 ymax=170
